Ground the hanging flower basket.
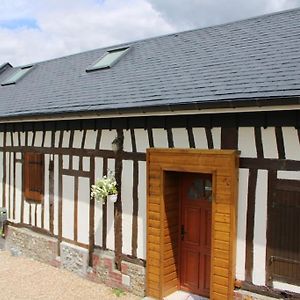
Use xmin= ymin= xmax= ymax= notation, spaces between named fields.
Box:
xmin=107 ymin=194 xmax=118 ymax=203
xmin=91 ymin=171 xmax=118 ymax=204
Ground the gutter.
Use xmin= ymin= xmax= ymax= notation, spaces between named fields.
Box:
xmin=0 ymin=95 xmax=299 ymax=124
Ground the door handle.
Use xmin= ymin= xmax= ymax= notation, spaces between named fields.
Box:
xmin=181 ymin=225 xmax=187 ymax=240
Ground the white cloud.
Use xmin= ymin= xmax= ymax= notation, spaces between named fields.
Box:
xmin=0 ymin=0 xmax=299 ymax=66
xmin=0 ymin=0 xmax=175 ymax=66
xmin=148 ymin=0 xmax=300 ymax=29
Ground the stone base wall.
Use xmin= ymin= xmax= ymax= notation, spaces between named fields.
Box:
xmin=5 ymin=226 xmax=145 ymax=297
xmin=88 ymin=249 xmax=145 ymax=297
xmin=60 ymin=242 xmax=89 ymax=276
xmin=5 ymin=225 xmax=59 ymax=265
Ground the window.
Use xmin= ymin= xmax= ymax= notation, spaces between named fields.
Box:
xmin=1 ymin=65 xmax=33 ymax=86
xmin=86 ymin=47 xmax=130 ymax=72
xmin=24 ymin=152 xmax=44 ymax=202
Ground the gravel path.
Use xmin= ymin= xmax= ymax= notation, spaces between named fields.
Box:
xmin=0 ymin=251 xmax=141 ymax=300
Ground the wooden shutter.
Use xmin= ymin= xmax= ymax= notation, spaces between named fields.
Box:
xmin=24 ymin=152 xmax=44 ymax=202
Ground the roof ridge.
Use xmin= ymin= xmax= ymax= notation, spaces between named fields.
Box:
xmin=11 ymin=7 xmax=300 ymax=69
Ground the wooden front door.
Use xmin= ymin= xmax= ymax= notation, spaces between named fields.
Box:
xmin=180 ymin=173 xmax=212 ymax=297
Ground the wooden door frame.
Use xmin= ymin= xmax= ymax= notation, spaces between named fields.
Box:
xmin=146 ymin=148 xmax=239 ymax=299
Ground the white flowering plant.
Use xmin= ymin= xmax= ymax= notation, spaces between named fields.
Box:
xmin=91 ymin=171 xmax=118 ymax=204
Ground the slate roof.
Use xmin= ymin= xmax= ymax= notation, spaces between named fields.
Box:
xmin=0 ymin=8 xmax=299 ymax=119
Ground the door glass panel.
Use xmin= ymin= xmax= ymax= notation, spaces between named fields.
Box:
xmin=187 ymin=176 xmax=212 ymax=201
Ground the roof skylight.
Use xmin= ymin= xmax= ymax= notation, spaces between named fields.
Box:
xmin=1 ymin=65 xmax=33 ymax=86
xmin=86 ymin=47 xmax=130 ymax=72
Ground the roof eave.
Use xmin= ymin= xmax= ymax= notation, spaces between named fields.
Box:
xmin=0 ymin=95 xmax=299 ymax=123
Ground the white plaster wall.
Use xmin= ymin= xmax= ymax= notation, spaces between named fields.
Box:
xmin=121 ymin=160 xmax=133 ymax=255
xmin=0 ymin=132 xmax=3 ymax=147
xmin=84 ymin=130 xmax=98 ymax=149
xmin=277 ymin=170 xmax=300 ymax=180
xmin=27 ymin=131 xmax=33 ymax=146
xmin=5 ymin=132 xmax=11 ymax=146
xmin=137 ymin=161 xmax=147 ymax=259
xmin=13 ymin=132 xmax=19 ymax=146
xmin=94 ymin=157 xmax=103 ymax=246
xmin=238 ymin=127 xmax=257 ymax=158
xmin=43 ymin=131 xmax=52 ymax=147
xmin=20 ymin=132 xmax=26 ymax=146
xmin=123 ymin=130 xmax=132 ymax=152
xmin=100 ymin=130 xmax=117 ymax=150
xmin=53 ymin=155 xmax=59 ymax=235
xmin=211 ymin=127 xmax=221 ymax=149
xmin=54 ymin=131 xmax=60 ymax=147
xmin=73 ymin=130 xmax=83 ymax=148
xmin=152 ymin=128 xmax=168 ymax=148
xmin=134 ymin=129 xmax=149 ymax=153
xmin=82 ymin=157 xmax=90 ymax=172
xmin=73 ymin=156 xmax=80 ymax=170
xmin=62 ymin=175 xmax=74 ymax=240
xmin=193 ymin=127 xmax=208 ymax=149
xmin=261 ymin=127 xmax=278 ymax=159
xmin=273 ymin=282 xmax=300 ymax=294
xmin=23 ymin=201 xmax=30 ymax=224
xmin=77 ymin=177 xmax=90 ymax=245
xmin=5 ymin=152 xmax=10 ymax=220
xmin=43 ymin=154 xmax=50 ymax=231
xmin=172 ymin=128 xmax=189 ymax=148
xmin=253 ymin=169 xmax=268 ymax=286
xmin=106 ymin=158 xmax=115 ymax=250
xmin=235 ymin=168 xmax=249 ymax=281
xmin=36 ymin=202 xmax=42 ymax=228
xmin=282 ymin=127 xmax=300 ymax=161
xmin=62 ymin=131 xmax=70 ymax=148
xmin=9 ymin=153 xmax=14 ymax=220
xmin=15 ymin=160 xmax=22 ymax=223
xmin=34 ymin=131 xmax=43 ymax=147
xmin=62 ymin=155 xmax=69 ymax=169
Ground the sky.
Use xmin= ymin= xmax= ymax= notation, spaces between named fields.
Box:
xmin=0 ymin=0 xmax=299 ymax=66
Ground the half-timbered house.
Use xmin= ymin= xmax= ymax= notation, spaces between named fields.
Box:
xmin=0 ymin=8 xmax=299 ymax=300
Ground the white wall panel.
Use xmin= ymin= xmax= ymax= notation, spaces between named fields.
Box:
xmin=43 ymin=154 xmax=50 ymax=230
xmin=62 ymin=175 xmax=74 ymax=240
xmin=84 ymin=130 xmax=97 ymax=149
xmin=238 ymin=127 xmax=257 ymax=158
xmin=123 ymin=130 xmax=132 ymax=152
xmin=34 ymin=131 xmax=43 ymax=147
xmin=77 ymin=177 xmax=90 ymax=245
xmin=261 ymin=127 xmax=278 ymax=159
xmin=172 ymin=128 xmax=189 ymax=148
xmin=27 ymin=131 xmax=33 ymax=146
xmin=152 ymin=128 xmax=168 ymax=148
xmin=235 ymin=168 xmax=249 ymax=280
xmin=62 ymin=131 xmax=70 ymax=148
xmin=44 ymin=131 xmax=52 ymax=147
xmin=0 ymin=132 xmax=3 ymax=147
xmin=106 ymin=158 xmax=115 ymax=250
xmin=100 ymin=130 xmax=117 ymax=150
xmin=134 ymin=129 xmax=149 ymax=153
xmin=211 ymin=127 xmax=221 ymax=149
xmin=137 ymin=161 xmax=147 ymax=259
xmin=253 ymin=169 xmax=268 ymax=285
xmin=15 ymin=160 xmax=22 ymax=223
xmin=94 ymin=157 xmax=104 ymax=246
xmin=121 ymin=160 xmax=133 ymax=255
xmin=193 ymin=128 xmax=208 ymax=149
xmin=73 ymin=130 xmax=83 ymax=148
xmin=53 ymin=155 xmax=59 ymax=235
xmin=282 ymin=127 xmax=300 ymax=161
xmin=13 ymin=132 xmax=19 ymax=146
xmin=0 ymin=152 xmax=3 ymax=207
